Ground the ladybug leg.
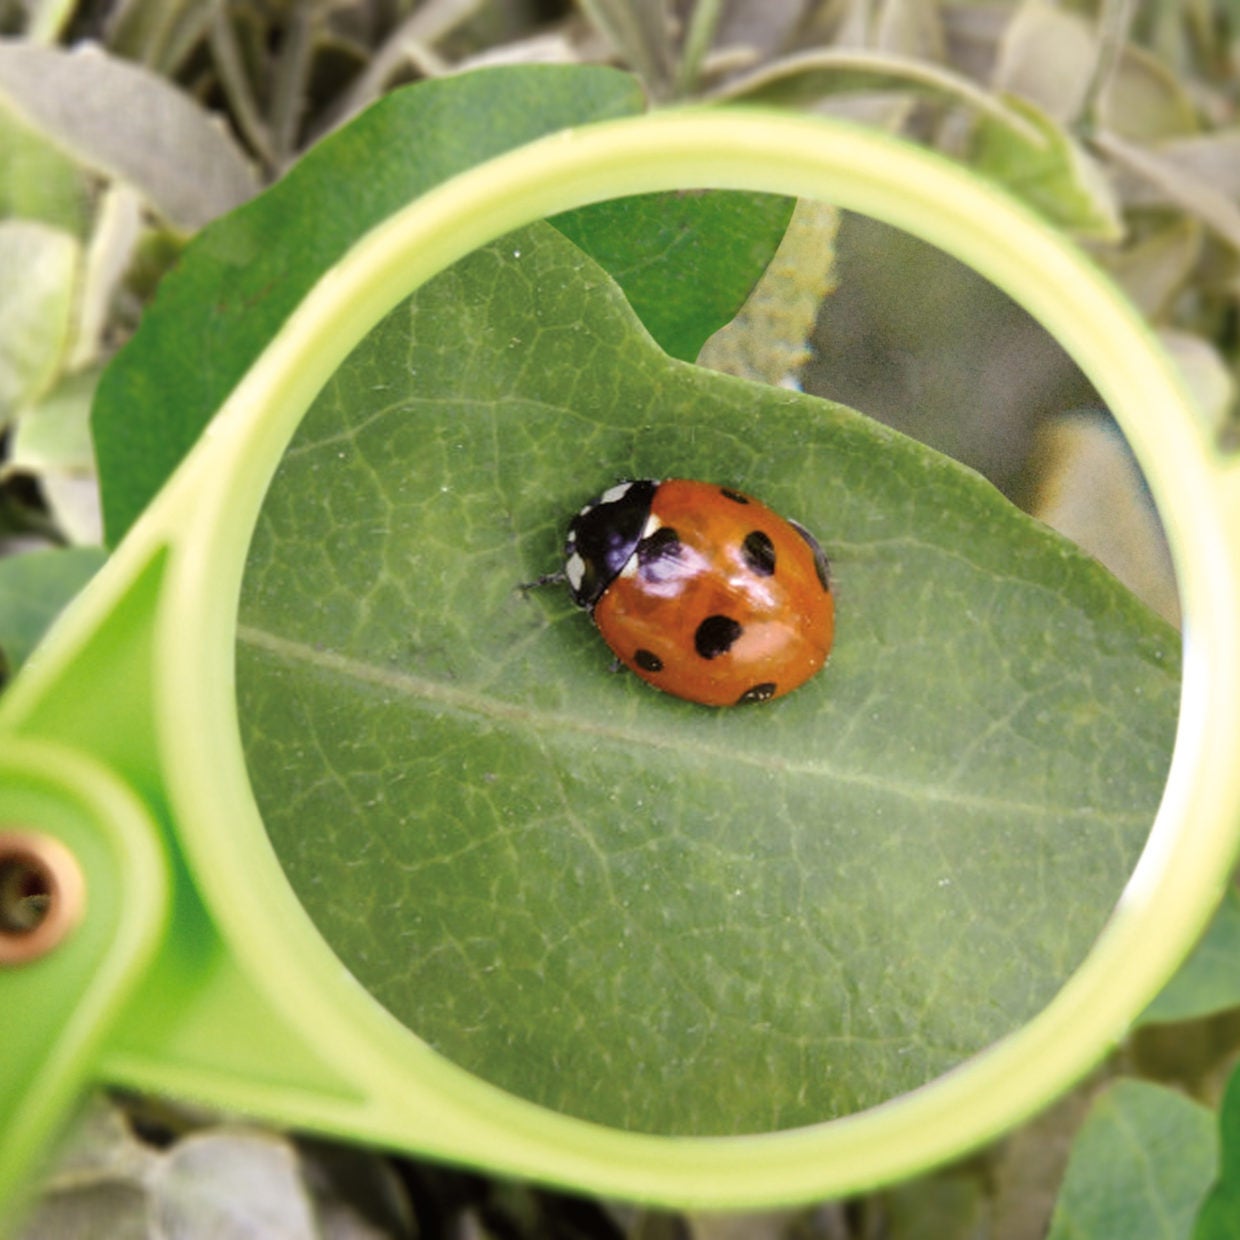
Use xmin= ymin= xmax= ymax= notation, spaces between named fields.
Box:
xmin=517 ymin=570 xmax=567 ymax=593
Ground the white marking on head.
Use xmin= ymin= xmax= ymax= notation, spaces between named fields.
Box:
xmin=600 ymin=482 xmax=631 ymax=505
xmin=641 ymin=513 xmax=662 ymax=539
xmin=565 ymin=552 xmax=586 ymax=591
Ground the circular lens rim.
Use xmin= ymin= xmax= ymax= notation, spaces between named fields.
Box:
xmin=155 ymin=108 xmax=1239 ymax=1207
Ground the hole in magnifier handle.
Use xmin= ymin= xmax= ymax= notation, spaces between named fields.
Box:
xmin=0 ymin=831 xmax=86 ymax=965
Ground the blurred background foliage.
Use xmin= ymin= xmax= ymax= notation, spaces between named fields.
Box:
xmin=2 ymin=0 xmax=1239 ymax=1236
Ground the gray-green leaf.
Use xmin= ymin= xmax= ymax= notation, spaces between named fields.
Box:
xmin=1046 ymin=1079 xmax=1216 ymax=1240
xmin=0 ymin=41 xmax=258 ymax=232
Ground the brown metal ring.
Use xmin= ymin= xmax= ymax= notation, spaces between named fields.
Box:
xmin=0 ymin=830 xmax=86 ymax=965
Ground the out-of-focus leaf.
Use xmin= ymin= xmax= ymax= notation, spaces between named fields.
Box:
xmin=149 ymin=1130 xmax=317 ymax=1238
xmin=971 ymin=94 xmax=1123 ymax=239
xmin=30 ymin=1093 xmax=148 ymax=1185
xmin=0 ymin=219 xmax=78 ymax=427
xmin=1031 ymin=412 xmax=1179 ymax=625
xmin=1195 ymin=1063 xmax=1240 ymax=1239
xmin=874 ymin=0 xmax=947 ymax=59
xmin=1139 ymin=887 xmax=1240 ymax=1026
xmin=0 ymin=545 xmax=106 ymax=681
xmin=0 ymin=105 xmax=93 ymax=235
xmin=991 ymin=0 xmax=1097 ymax=125
xmin=710 ymin=47 xmax=1047 ymax=143
xmin=9 ymin=370 xmax=96 ymax=476
xmin=1109 ymin=131 xmax=1240 ymax=210
xmin=21 ymin=1095 xmax=416 ymax=1240
xmin=1157 ymin=329 xmax=1237 ymax=435
xmin=1100 ymin=43 xmax=1201 ymax=142
xmin=70 ymin=184 xmax=144 ymax=371
xmin=0 ymin=40 xmax=258 ymax=231
xmin=4 ymin=369 xmax=102 ymax=544
xmin=18 ymin=1095 xmax=152 ymax=1239
xmin=551 ymin=191 xmax=796 ymax=363
xmin=1094 ymin=129 xmax=1240 ymax=254
xmin=1096 ymin=217 xmax=1201 ymax=319
xmin=1046 ymin=1079 xmax=1216 ymax=1240
xmin=91 ymin=64 xmax=647 ymax=545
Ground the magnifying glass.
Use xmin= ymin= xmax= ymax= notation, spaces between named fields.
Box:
xmin=1 ymin=93 xmax=1237 ymax=1217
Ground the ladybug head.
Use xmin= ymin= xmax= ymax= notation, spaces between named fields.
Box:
xmin=563 ymin=479 xmax=658 ymax=610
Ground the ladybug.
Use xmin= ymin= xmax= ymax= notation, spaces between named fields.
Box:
xmin=563 ymin=479 xmax=834 ymax=707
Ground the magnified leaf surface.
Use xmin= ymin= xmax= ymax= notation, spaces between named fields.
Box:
xmin=237 ymin=219 xmax=1179 ymax=1136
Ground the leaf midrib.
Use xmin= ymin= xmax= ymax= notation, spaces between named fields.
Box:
xmin=237 ymin=622 xmax=1140 ymax=824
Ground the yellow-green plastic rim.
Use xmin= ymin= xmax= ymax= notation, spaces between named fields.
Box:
xmin=148 ymin=109 xmax=1240 ymax=1206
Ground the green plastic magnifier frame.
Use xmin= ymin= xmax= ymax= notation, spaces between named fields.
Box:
xmin=2 ymin=108 xmax=1239 ymax=1214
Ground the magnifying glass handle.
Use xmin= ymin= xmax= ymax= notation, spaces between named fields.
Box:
xmin=0 ymin=738 xmax=168 ymax=1225
xmin=0 ymin=550 xmax=349 ymax=1232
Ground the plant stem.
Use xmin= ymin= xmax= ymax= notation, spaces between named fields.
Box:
xmin=208 ymin=2 xmax=276 ymax=169
xmin=22 ymin=0 xmax=75 ymax=43
xmin=675 ymin=0 xmax=724 ymax=97
xmin=1080 ymin=0 xmax=1138 ymax=130
xmin=577 ymin=0 xmax=676 ymax=99
xmin=268 ymin=0 xmax=318 ymax=169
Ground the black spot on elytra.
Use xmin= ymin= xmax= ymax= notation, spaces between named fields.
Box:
xmin=790 ymin=520 xmax=831 ymax=591
xmin=741 ymin=530 xmax=776 ymax=577
xmin=737 ymin=682 xmax=777 ymax=704
xmin=637 ymin=525 xmax=681 ymax=565
xmin=695 ymin=614 xmax=743 ymax=659
xmin=634 ymin=648 xmax=663 ymax=673
xmin=720 ymin=488 xmax=749 ymax=504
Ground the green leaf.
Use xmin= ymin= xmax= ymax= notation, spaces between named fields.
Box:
xmin=0 ymin=546 xmax=107 ymax=683
xmin=92 ymin=66 xmax=795 ymax=545
xmin=91 ymin=64 xmax=647 ymax=546
xmin=0 ymin=220 xmax=78 ymax=428
xmin=235 ymin=219 xmax=1178 ymax=1137
xmin=1195 ymin=1062 xmax=1240 ymax=1239
xmin=970 ymin=94 xmax=1123 ymax=240
xmin=0 ymin=105 xmax=93 ymax=236
xmin=4 ymin=368 xmax=103 ymax=544
xmin=551 ymin=191 xmax=796 ymax=362
xmin=1046 ymin=1080 xmax=1216 ymax=1240
xmin=1140 ymin=887 xmax=1240 ymax=1025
